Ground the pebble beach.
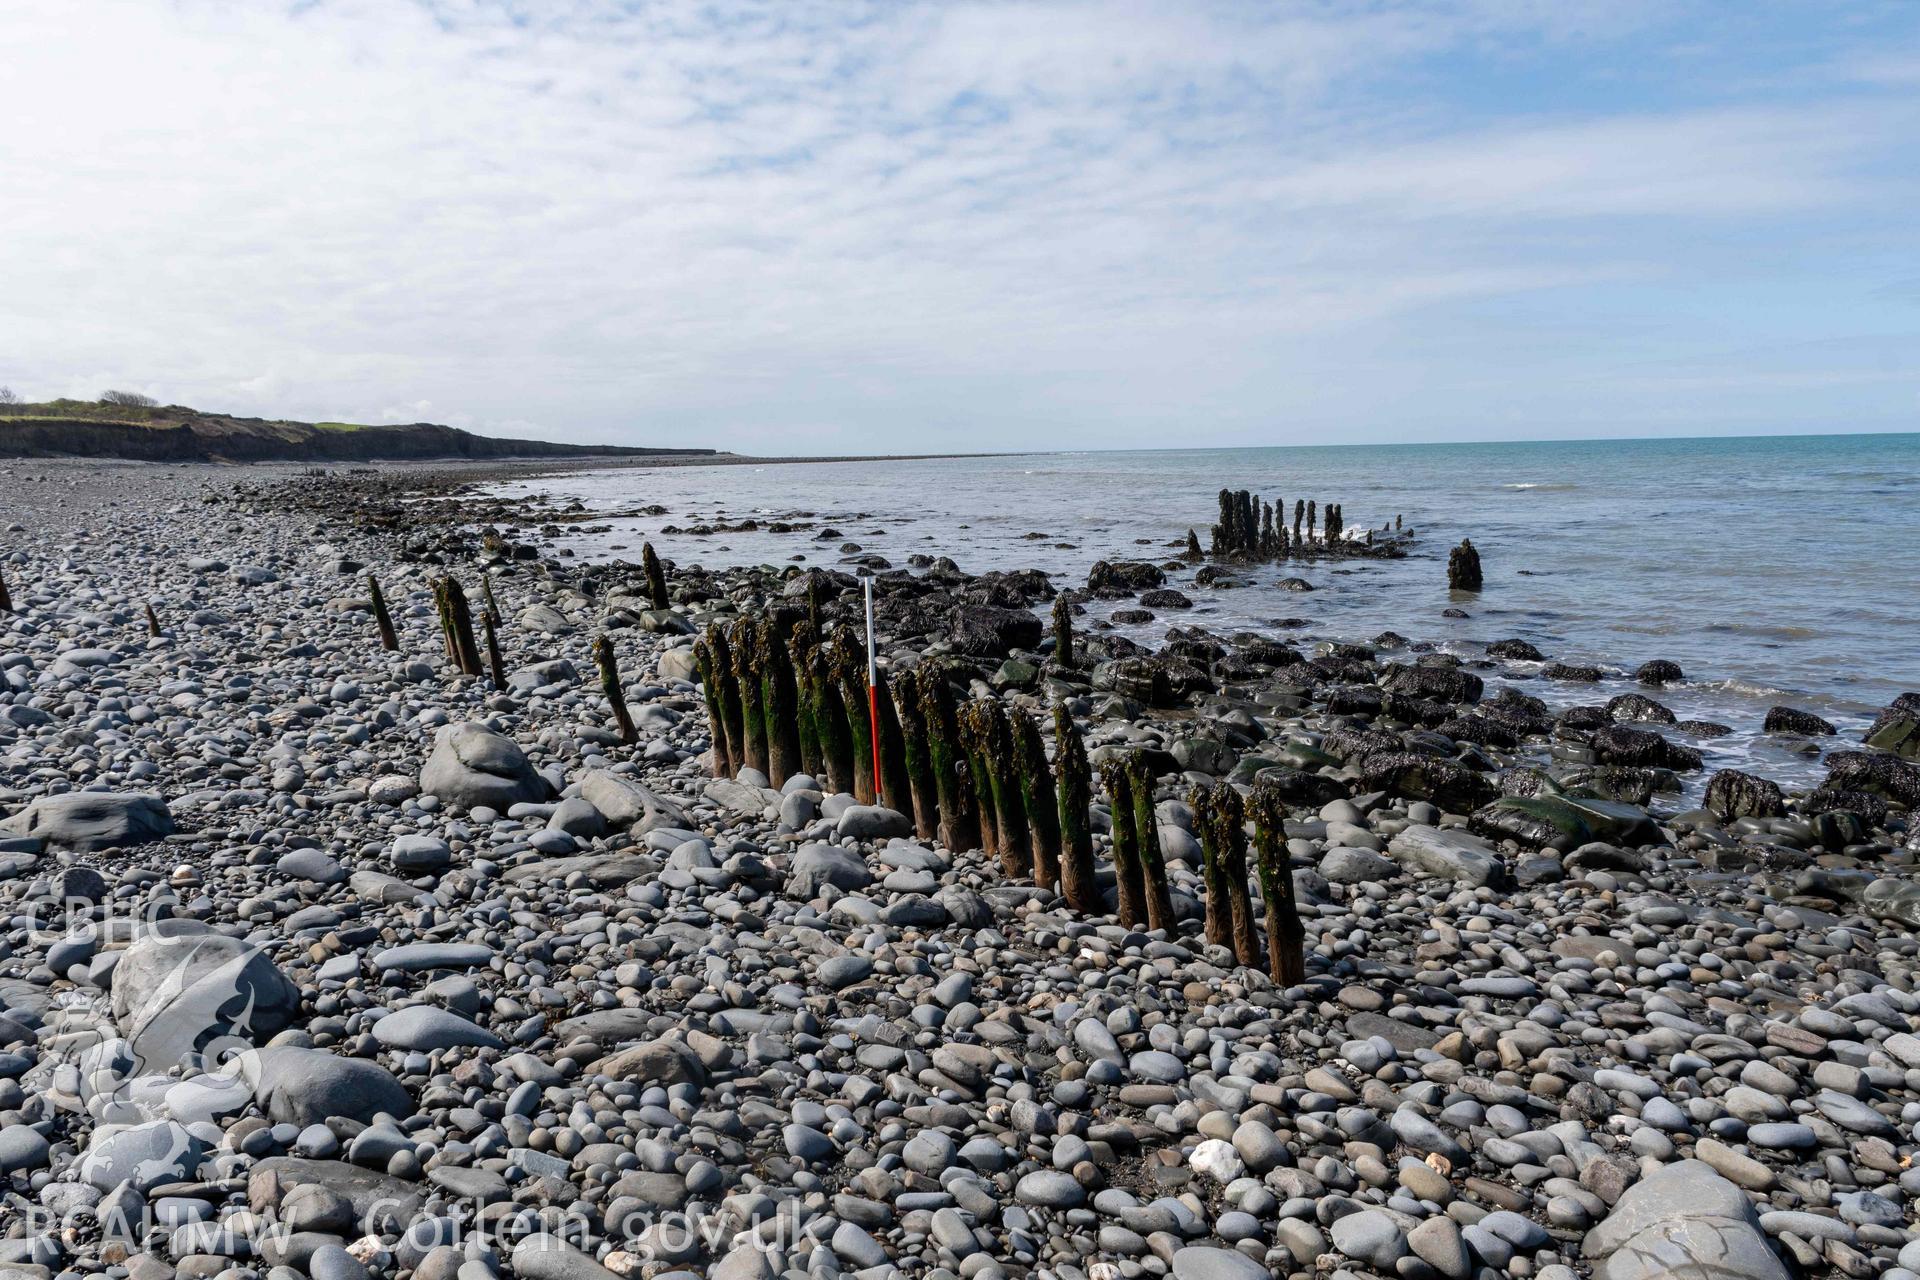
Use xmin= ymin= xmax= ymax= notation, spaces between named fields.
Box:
xmin=3 ymin=457 xmax=1920 ymax=1280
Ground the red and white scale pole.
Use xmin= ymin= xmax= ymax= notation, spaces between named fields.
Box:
xmin=865 ymin=575 xmax=883 ymax=804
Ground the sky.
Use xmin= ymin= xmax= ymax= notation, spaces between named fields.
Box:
xmin=2 ymin=0 xmax=1917 ymax=453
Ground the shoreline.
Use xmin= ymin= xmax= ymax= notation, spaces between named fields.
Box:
xmin=0 ymin=461 xmax=1916 ymax=1280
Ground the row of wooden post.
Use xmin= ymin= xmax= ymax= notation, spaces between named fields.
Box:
xmin=1207 ymin=489 xmax=1350 ymax=563
xmin=695 ymin=608 xmax=1308 ymax=985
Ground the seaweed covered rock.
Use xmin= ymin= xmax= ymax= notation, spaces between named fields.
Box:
xmin=946 ymin=603 xmax=1042 ymax=658
xmin=1092 ymin=657 xmax=1176 ymax=707
xmin=1471 ymin=796 xmax=1592 ymax=851
xmin=1634 ymin=659 xmax=1683 ymax=685
xmin=1358 ymin=752 xmax=1496 ymax=813
xmin=1605 ymin=693 xmax=1675 ymax=724
xmin=1864 ymin=693 xmax=1920 ymax=760
xmin=1378 ymin=663 xmax=1483 ymax=705
xmin=1823 ymin=751 xmax=1920 ymax=808
xmin=1703 ymin=769 xmax=1786 ymax=822
xmin=1085 ymin=560 xmax=1165 ymax=598
xmin=1486 ymin=638 xmax=1543 ymax=661
xmin=1591 ymin=724 xmax=1703 ymax=771
xmin=1763 ymin=705 xmax=1836 ymax=736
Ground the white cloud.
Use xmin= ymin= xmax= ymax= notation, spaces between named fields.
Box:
xmin=0 ymin=0 xmax=1913 ymax=448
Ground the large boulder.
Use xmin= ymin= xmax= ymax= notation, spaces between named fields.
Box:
xmin=579 ymin=770 xmax=688 ymax=833
xmin=234 ymin=1046 xmax=413 ymax=1128
xmin=1086 ymin=560 xmax=1166 ymax=599
xmin=76 ymin=1120 xmax=206 ymax=1191
xmin=1824 ymin=751 xmax=1920 ymax=808
xmin=1379 ymin=664 xmax=1483 ymax=705
xmin=1387 ymin=824 xmax=1505 ymax=888
xmin=787 ymin=843 xmax=872 ymax=898
xmin=1864 ymin=693 xmax=1920 ymax=760
xmin=1703 ymin=770 xmax=1785 ymax=822
xmin=1358 ymin=752 xmax=1496 ymax=813
xmin=1584 ymin=1160 xmax=1787 ymax=1280
xmin=946 ymin=605 xmax=1042 ymax=658
xmin=112 ymin=924 xmax=299 ymax=1073
xmin=419 ymin=723 xmax=552 ymax=810
xmin=0 ymin=792 xmax=172 ymax=851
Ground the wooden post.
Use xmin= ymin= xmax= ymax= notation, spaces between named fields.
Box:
xmin=918 ymin=664 xmax=978 ymax=853
xmin=1129 ymin=753 xmax=1173 ymax=933
xmin=1053 ymin=703 xmax=1099 ymax=913
xmin=875 ymin=669 xmax=915 ymax=817
xmin=144 ymin=602 xmax=161 ymax=638
xmin=732 ymin=621 xmax=769 ymax=776
xmin=481 ymin=574 xmax=502 ymax=627
xmin=785 ymin=624 xmax=823 ymax=782
xmin=758 ymin=615 xmax=801 ymax=784
xmin=891 ymin=667 xmax=940 ymax=841
xmin=829 ymin=629 xmax=875 ymax=803
xmin=1251 ymin=781 xmax=1306 ymax=986
xmin=438 ymin=577 xmax=483 ymax=676
xmin=482 ymin=611 xmax=507 ymax=690
xmin=1012 ymin=709 xmax=1062 ymax=891
xmin=1100 ymin=760 xmax=1147 ymax=927
xmin=1207 ymin=782 xmax=1260 ymax=966
xmin=642 ymin=543 xmax=669 ymax=611
xmin=696 ymin=639 xmax=733 ymax=779
xmin=0 ymin=566 xmax=11 ymax=614
xmin=1447 ymin=538 xmax=1483 ymax=591
xmin=368 ymin=574 xmax=400 ymax=652
xmin=1051 ymin=593 xmax=1075 ymax=669
xmin=706 ymin=625 xmax=748 ymax=782
xmin=1191 ymin=785 xmax=1232 ymax=949
xmin=594 ymin=634 xmax=638 ymax=745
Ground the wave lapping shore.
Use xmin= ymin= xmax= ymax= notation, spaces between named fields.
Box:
xmin=1 ymin=460 xmax=1919 ymax=1280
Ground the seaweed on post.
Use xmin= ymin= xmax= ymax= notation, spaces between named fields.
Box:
xmin=1190 ymin=784 xmax=1232 ymax=950
xmin=757 ymin=615 xmax=801 ymax=784
xmin=1051 ymin=593 xmax=1075 ymax=670
xmin=1052 ymin=703 xmax=1100 ymax=913
xmin=917 ymin=663 xmax=978 ymax=853
xmin=694 ymin=639 xmax=733 ymax=779
xmin=785 ymin=623 xmax=823 ymax=781
xmin=1250 ymin=780 xmax=1307 ymax=985
xmin=731 ymin=620 xmax=769 ymax=776
xmin=1100 ymin=759 xmax=1147 ymax=927
xmin=368 ymin=574 xmax=400 ymax=652
xmin=890 ymin=666 xmax=940 ymax=840
xmin=828 ymin=628 xmax=876 ymax=804
xmin=642 ymin=542 xmax=669 ymax=611
xmin=874 ymin=667 xmax=914 ymax=816
xmin=1011 ymin=709 xmax=1062 ymax=891
xmin=1205 ymin=782 xmax=1259 ymax=966
xmin=593 ymin=633 xmax=638 ymax=745
xmin=705 ymin=625 xmax=747 ymax=781
xmin=1128 ymin=753 xmax=1172 ymax=933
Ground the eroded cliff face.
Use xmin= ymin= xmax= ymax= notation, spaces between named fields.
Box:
xmin=0 ymin=417 xmax=709 ymax=462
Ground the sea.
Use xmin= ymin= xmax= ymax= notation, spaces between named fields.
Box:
xmin=477 ymin=433 xmax=1920 ymax=797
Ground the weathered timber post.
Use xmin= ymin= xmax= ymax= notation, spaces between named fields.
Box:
xmin=1011 ymin=709 xmax=1062 ymax=891
xmin=1052 ymin=594 xmax=1075 ymax=669
xmin=732 ymin=621 xmax=769 ymax=776
xmin=785 ymin=624 xmax=823 ymax=781
xmin=875 ymin=669 xmax=914 ymax=816
xmin=1191 ymin=784 xmax=1232 ymax=950
xmin=1101 ymin=759 xmax=1147 ymax=927
xmin=1129 ymin=753 xmax=1173 ymax=934
xmin=442 ymin=578 xmax=484 ymax=677
xmin=695 ymin=639 xmax=734 ymax=779
xmin=144 ymin=602 xmax=161 ymax=638
xmin=829 ymin=629 xmax=876 ymax=804
xmin=1251 ymin=781 xmax=1307 ymax=985
xmin=758 ymin=616 xmax=801 ymax=784
xmin=1206 ymin=782 xmax=1261 ymax=966
xmin=593 ymin=634 xmax=638 ymax=745
xmin=482 ymin=611 xmax=506 ymax=689
xmin=642 ymin=543 xmax=669 ymax=611
xmin=367 ymin=575 xmax=400 ymax=652
xmin=1448 ymin=538 xmax=1483 ymax=591
xmin=891 ymin=667 xmax=941 ymax=840
xmin=1052 ymin=704 xmax=1100 ymax=912
xmin=481 ymin=574 xmax=502 ymax=628
xmin=0 ymin=567 xmax=11 ymax=614
xmin=918 ymin=665 xmax=978 ymax=853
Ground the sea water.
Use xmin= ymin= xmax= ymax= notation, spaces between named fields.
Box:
xmin=479 ymin=433 xmax=1920 ymax=795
